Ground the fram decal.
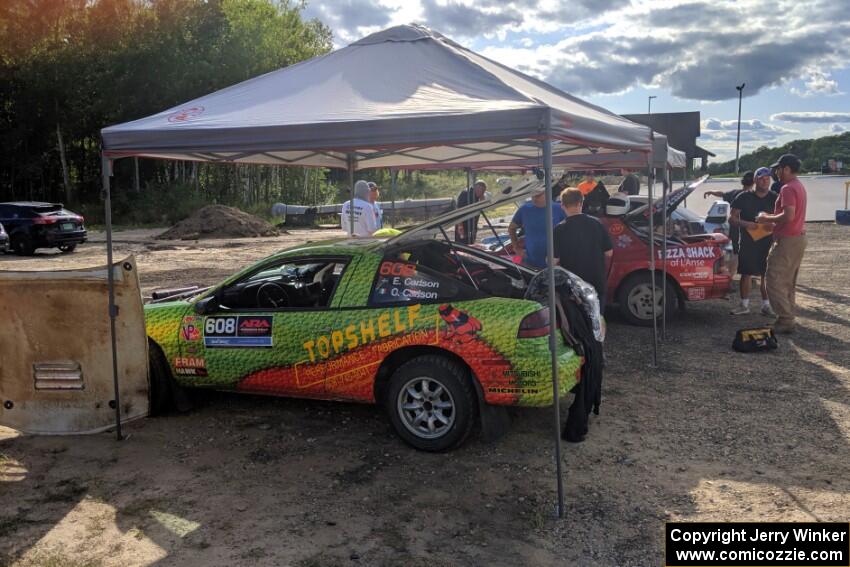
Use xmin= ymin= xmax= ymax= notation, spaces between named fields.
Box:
xmin=204 ymin=316 xmax=273 ymax=348
xmin=608 ymin=222 xmax=625 ymax=236
xmin=439 ymin=304 xmax=482 ymax=344
xmin=174 ymin=356 xmax=208 ymax=377
xmin=181 ymin=316 xmax=201 ymax=341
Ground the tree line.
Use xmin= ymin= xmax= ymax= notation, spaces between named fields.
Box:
xmin=708 ymin=131 xmax=850 ymax=175
xmin=0 ymin=0 xmax=343 ymax=219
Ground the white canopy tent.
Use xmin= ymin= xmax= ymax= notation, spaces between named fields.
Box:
xmin=100 ymin=24 xmax=653 ymax=516
xmin=101 ymin=24 xmax=649 ymax=169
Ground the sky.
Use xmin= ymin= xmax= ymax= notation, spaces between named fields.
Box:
xmin=302 ymin=0 xmax=850 ymax=162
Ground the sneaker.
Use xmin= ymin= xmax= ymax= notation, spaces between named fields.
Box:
xmin=730 ymin=305 xmax=751 ymax=315
xmin=761 ymin=304 xmax=777 ymax=317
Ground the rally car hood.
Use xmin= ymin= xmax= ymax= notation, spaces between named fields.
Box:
xmin=386 ymin=176 xmax=544 ymax=246
xmin=624 ymin=174 xmax=709 ymax=224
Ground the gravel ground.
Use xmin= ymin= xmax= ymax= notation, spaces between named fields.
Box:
xmin=1 ymin=222 xmax=848 ymax=567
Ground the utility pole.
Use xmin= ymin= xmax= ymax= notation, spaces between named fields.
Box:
xmin=735 ymin=83 xmax=746 ymax=174
xmin=648 ymin=95 xmax=657 ymax=115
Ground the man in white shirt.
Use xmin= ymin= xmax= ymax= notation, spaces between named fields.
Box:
xmin=368 ymin=181 xmax=383 ymax=229
xmin=341 ymin=180 xmax=378 ymax=237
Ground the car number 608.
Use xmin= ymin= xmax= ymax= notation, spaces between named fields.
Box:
xmin=205 ymin=317 xmax=236 ymax=335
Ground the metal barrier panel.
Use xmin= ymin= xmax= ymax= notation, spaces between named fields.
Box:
xmin=0 ymin=256 xmax=148 ymax=434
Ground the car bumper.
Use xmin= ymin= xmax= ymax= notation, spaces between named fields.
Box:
xmin=481 ymin=337 xmax=582 ymax=407
xmin=0 ymin=236 xmax=7 ymax=252
xmin=40 ymin=230 xmax=87 ymax=246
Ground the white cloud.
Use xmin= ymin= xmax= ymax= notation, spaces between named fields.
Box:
xmin=308 ymin=0 xmax=850 ymax=101
xmin=699 ymin=118 xmax=797 ymax=151
xmin=790 ymin=69 xmax=843 ymax=97
xmin=771 ymin=112 xmax=850 ymax=123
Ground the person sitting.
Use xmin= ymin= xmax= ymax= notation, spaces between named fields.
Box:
xmin=340 ymin=180 xmax=378 ymax=237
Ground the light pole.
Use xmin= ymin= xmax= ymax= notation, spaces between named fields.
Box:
xmin=648 ymin=95 xmax=657 ymax=115
xmin=734 ymin=83 xmax=745 ymax=174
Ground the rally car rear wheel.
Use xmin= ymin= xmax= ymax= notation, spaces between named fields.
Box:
xmin=617 ymin=273 xmax=677 ymax=327
xmin=385 ymin=355 xmax=475 ymax=452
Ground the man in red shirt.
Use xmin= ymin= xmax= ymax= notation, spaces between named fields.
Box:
xmin=756 ymin=154 xmax=807 ymax=333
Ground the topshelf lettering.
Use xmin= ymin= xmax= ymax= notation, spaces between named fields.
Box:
xmin=302 ymin=304 xmax=422 ymax=363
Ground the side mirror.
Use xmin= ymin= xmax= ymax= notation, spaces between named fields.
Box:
xmin=193 ymin=296 xmax=219 ymax=315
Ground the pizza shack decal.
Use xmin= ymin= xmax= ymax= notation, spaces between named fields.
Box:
xmin=658 ymin=245 xmax=717 ymax=261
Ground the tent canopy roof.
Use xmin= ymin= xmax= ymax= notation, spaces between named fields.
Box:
xmin=101 ymin=24 xmax=651 ymax=171
xmin=471 ymin=134 xmax=686 ymax=172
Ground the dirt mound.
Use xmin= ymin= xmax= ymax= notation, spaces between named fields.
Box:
xmin=157 ymin=205 xmax=279 ymax=240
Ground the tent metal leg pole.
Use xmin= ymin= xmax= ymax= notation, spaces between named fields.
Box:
xmin=390 ymin=169 xmax=398 ymax=228
xmin=661 ymin=167 xmax=669 ymax=341
xmin=647 ymin=155 xmax=658 ymax=367
xmin=347 ymin=154 xmax=355 ymax=236
xmin=542 ymin=139 xmax=565 ymax=519
xmin=102 ymin=154 xmax=123 ymax=441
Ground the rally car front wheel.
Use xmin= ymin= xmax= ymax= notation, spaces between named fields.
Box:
xmin=385 ymin=355 xmax=476 ymax=452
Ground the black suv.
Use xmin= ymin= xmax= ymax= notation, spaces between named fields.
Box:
xmin=0 ymin=202 xmax=87 ymax=255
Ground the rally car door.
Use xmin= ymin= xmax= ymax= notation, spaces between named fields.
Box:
xmin=186 ymin=257 xmax=351 ymax=398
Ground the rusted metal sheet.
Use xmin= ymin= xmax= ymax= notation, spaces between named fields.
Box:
xmin=0 ymin=256 xmax=148 ymax=434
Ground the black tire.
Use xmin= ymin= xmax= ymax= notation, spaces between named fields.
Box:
xmin=12 ymin=234 xmax=35 ymax=256
xmin=385 ymin=355 xmax=476 ymax=452
xmin=147 ymin=340 xmax=174 ymax=416
xmin=616 ymin=272 xmax=678 ymax=327
xmin=58 ymin=243 xmax=77 ymax=253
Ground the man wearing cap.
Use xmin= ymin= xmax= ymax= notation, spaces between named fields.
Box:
xmin=367 ymin=181 xmax=383 ymax=229
xmin=756 ymin=154 xmax=808 ymax=333
xmin=340 ymin=180 xmax=378 ymax=237
xmin=455 ymin=180 xmax=487 ymax=244
xmin=509 ymin=186 xmax=566 ymax=268
xmin=729 ymin=167 xmax=778 ymax=315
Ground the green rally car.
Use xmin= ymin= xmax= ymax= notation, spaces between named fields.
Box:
xmin=145 ymin=186 xmax=595 ymax=451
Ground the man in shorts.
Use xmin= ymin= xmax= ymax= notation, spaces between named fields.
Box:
xmin=729 ymin=167 xmax=778 ymax=315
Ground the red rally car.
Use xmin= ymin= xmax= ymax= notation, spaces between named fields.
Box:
xmin=493 ymin=177 xmax=732 ymax=326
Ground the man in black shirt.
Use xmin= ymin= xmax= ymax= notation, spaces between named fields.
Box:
xmin=704 ymin=170 xmax=754 ymax=256
xmin=729 ymin=167 xmax=778 ymax=316
xmin=553 ymin=187 xmax=613 ymax=305
xmin=454 ymin=180 xmax=487 ymax=244
xmin=618 ymin=169 xmax=641 ymax=196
